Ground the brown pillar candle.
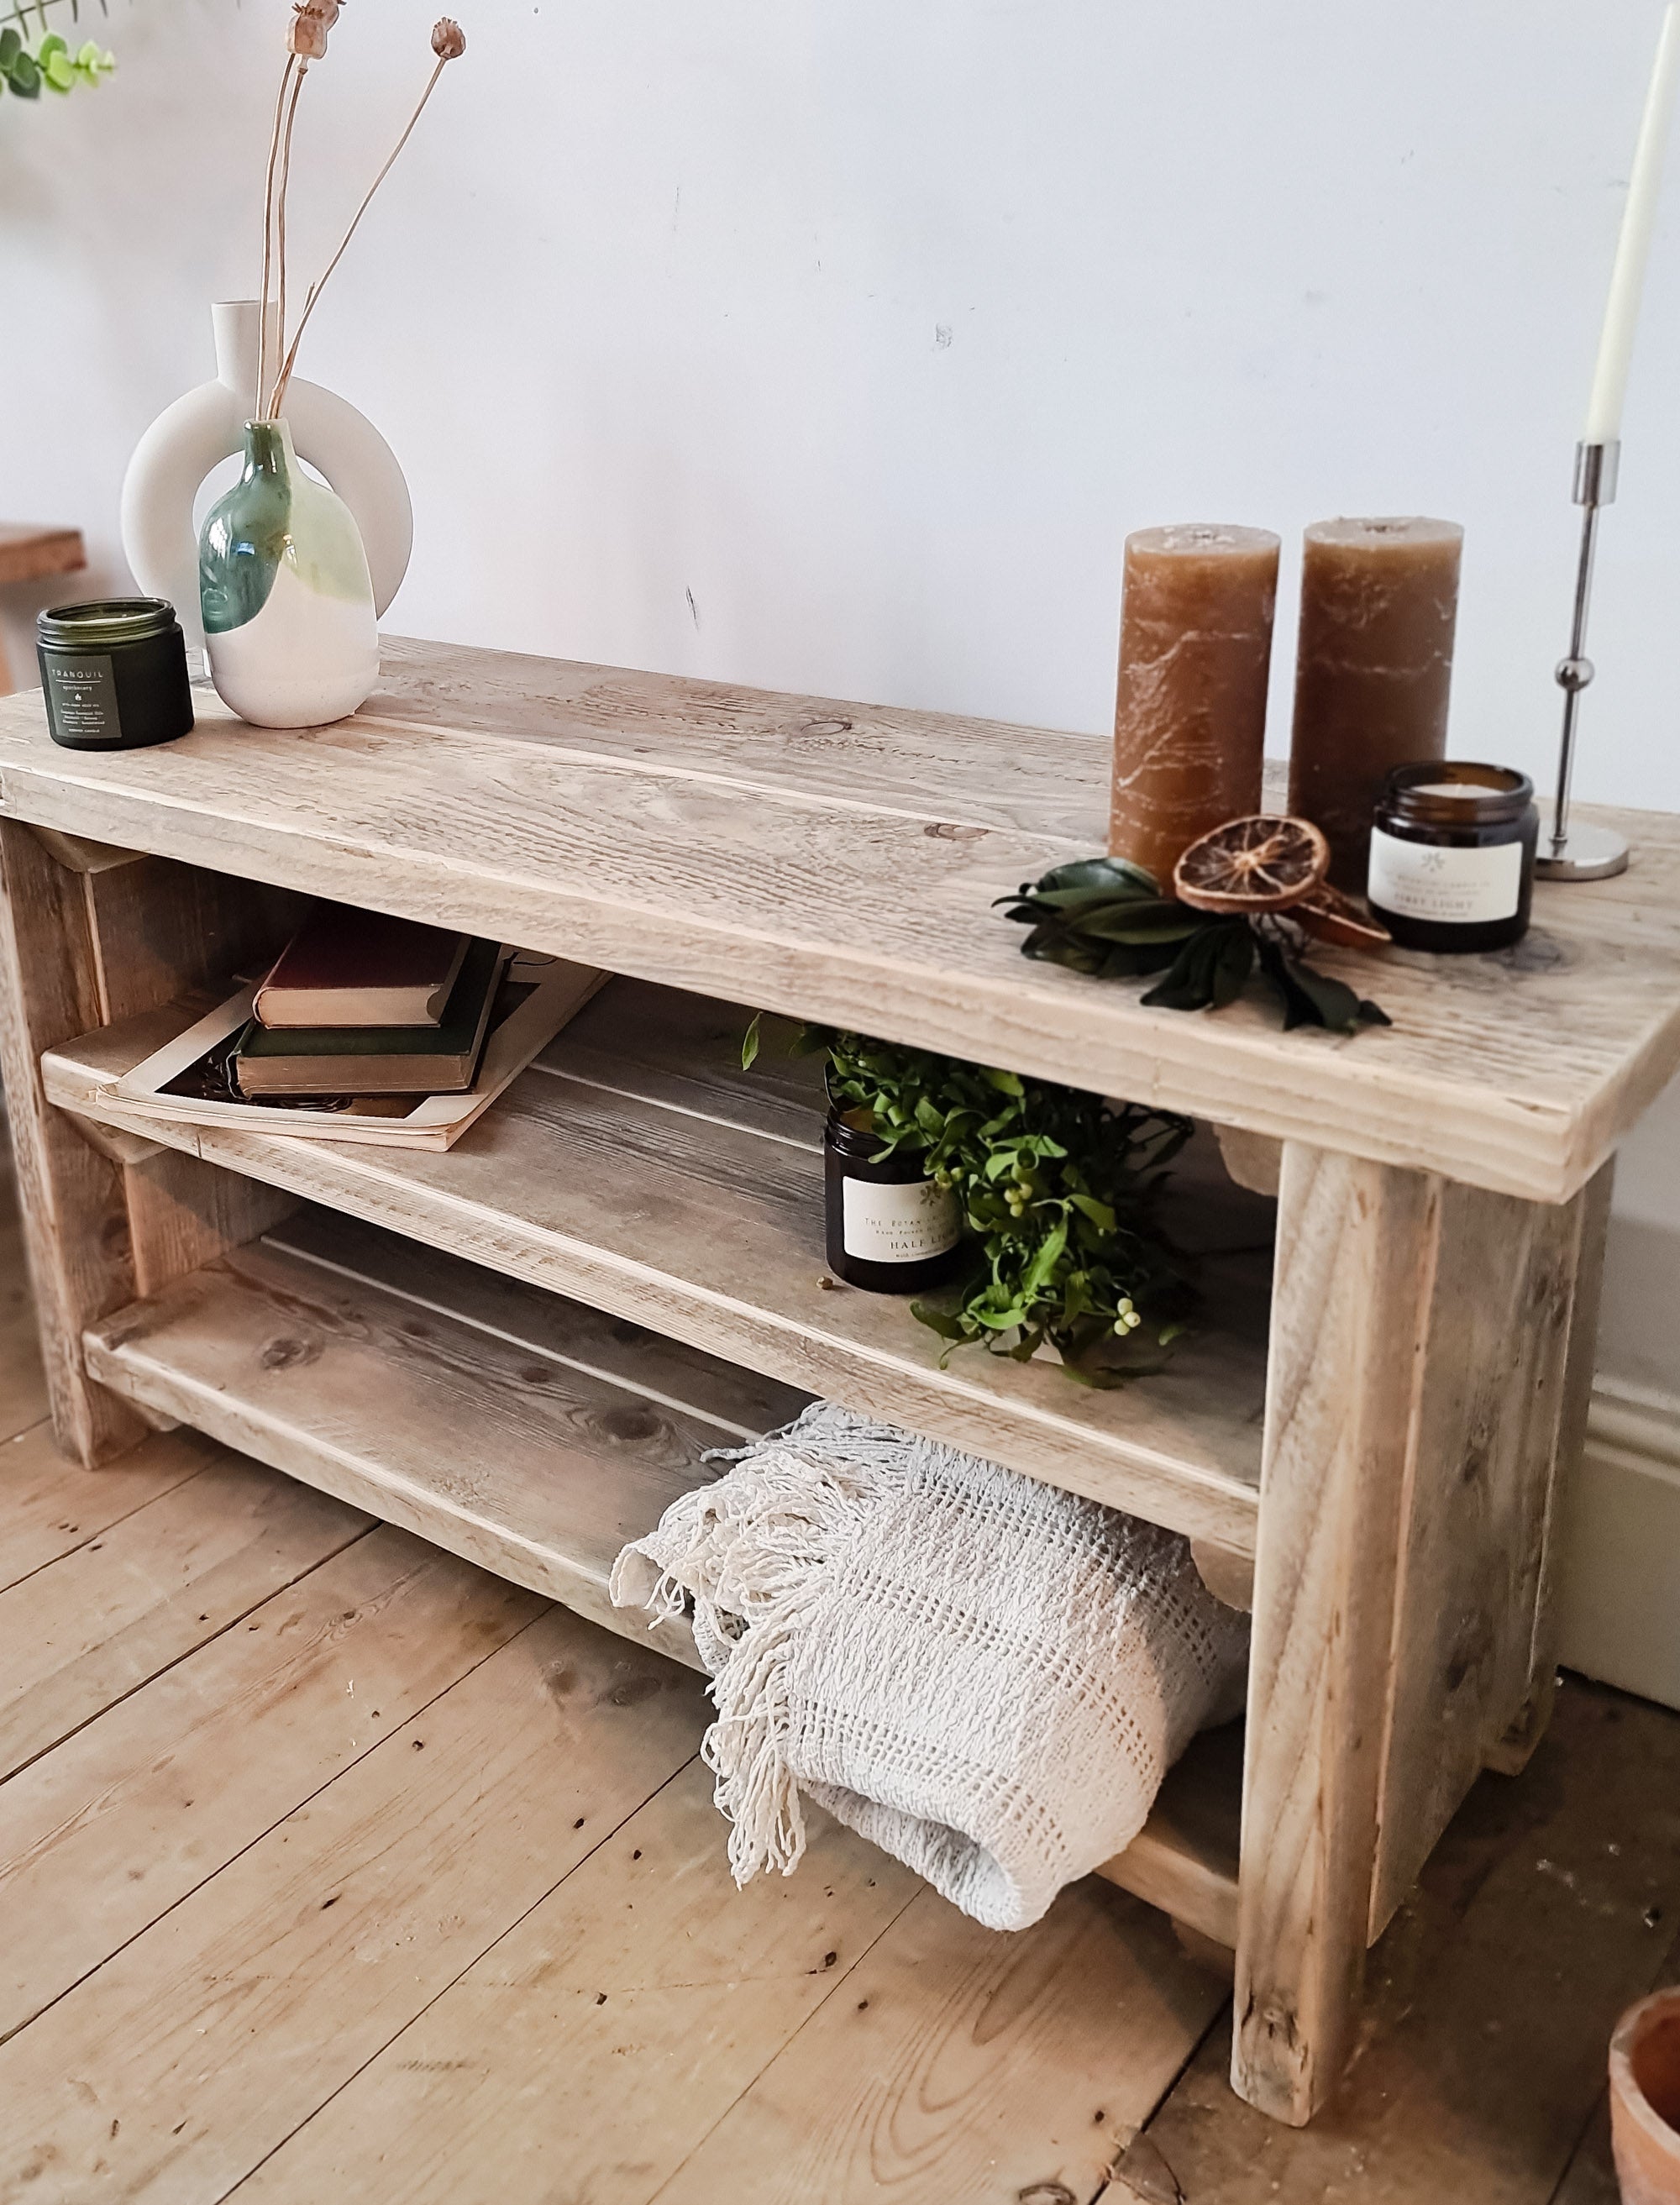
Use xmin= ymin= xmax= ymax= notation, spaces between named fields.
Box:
xmin=1109 ymin=524 xmax=1280 ymax=888
xmin=1288 ymin=517 xmax=1464 ymax=889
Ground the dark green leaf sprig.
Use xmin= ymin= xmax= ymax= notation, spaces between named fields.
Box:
xmin=995 ymin=856 xmax=1390 ymax=1035
xmin=743 ymin=1016 xmax=1197 ymax=1387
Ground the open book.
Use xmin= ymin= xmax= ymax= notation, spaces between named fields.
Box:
xmin=105 ymin=953 xmax=607 ymax=1152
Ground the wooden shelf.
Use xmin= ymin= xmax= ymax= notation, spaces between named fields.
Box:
xmin=48 ymin=976 xmax=1273 ymax=1556
xmin=3 ymin=634 xmax=1677 ymax=1200
xmin=81 ymin=1202 xmax=1242 ymax=1948
xmin=84 ymin=1207 xmax=807 ymax=1661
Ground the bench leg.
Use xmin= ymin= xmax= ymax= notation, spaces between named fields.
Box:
xmin=0 ymin=821 xmax=302 ymax=1467
xmin=1232 ymin=1142 xmax=1604 ymax=2123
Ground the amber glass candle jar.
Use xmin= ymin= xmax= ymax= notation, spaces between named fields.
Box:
xmin=36 ymin=598 xmax=194 ymax=752
xmin=824 ymin=1110 xmax=962 ymax=1293
xmin=1367 ymin=763 xmax=1538 ymax=953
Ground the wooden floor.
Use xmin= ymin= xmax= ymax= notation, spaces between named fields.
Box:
xmin=0 ymin=1168 xmax=1676 ymax=2202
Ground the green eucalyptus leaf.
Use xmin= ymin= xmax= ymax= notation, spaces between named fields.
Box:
xmin=0 ymin=24 xmax=22 ymax=65
xmin=1210 ymin=920 xmax=1257 ymax=1008
xmin=1076 ymin=906 xmax=1202 ymax=946
xmin=1032 ymin=855 xmax=1161 ymax=899
xmin=8 ymin=48 xmax=41 ymax=92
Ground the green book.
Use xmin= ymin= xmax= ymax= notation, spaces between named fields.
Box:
xmin=234 ymin=937 xmax=507 ymax=1096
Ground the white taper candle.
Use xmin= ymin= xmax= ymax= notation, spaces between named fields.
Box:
xmin=1585 ymin=3 xmax=1680 ymax=444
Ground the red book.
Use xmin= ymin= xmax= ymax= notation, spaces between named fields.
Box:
xmin=255 ymin=906 xmax=470 ymax=1029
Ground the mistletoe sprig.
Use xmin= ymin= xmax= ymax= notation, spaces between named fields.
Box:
xmin=744 ymin=1016 xmax=1197 ymax=1386
xmin=997 ymin=855 xmax=1391 ymax=1035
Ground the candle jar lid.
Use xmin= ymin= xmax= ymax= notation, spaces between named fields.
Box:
xmin=37 ymin=597 xmax=181 ymax=650
xmin=1380 ymin=760 xmax=1534 ymax=829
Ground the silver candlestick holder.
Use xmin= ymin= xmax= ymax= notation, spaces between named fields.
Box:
xmin=1536 ymin=438 xmax=1631 ymax=881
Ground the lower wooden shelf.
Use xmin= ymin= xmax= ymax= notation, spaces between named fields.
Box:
xmin=49 ymin=974 xmax=1273 ymax=1556
xmin=82 ymin=1203 xmax=1242 ymax=1948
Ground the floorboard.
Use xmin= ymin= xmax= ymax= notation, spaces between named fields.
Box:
xmin=3 ymin=1159 xmax=1680 ymax=2201
xmin=0 ymin=1420 xmax=218 ymax=1593
xmin=1106 ymin=1677 xmax=1680 ymax=2205
xmin=657 ymin=1880 xmax=1227 ymax=2205
xmin=0 ymin=1604 xmax=709 ymax=2205
xmin=0 ymin=1525 xmax=540 ymax=2042
xmin=0 ymin=1452 xmax=370 ymax=1780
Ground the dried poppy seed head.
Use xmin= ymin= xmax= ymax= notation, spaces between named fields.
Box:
xmin=431 ymin=18 xmax=465 ymax=59
xmin=286 ymin=0 xmax=342 ymax=60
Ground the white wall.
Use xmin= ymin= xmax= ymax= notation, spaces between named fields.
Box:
xmin=2 ymin=0 xmax=1677 ymax=1391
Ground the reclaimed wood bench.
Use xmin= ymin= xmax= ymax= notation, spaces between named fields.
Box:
xmin=1 ymin=634 xmax=1672 ymax=2124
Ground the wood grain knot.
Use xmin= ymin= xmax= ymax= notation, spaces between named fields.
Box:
xmin=922 ymin=821 xmax=988 ymax=842
xmin=260 ymin=1334 xmax=321 ymax=1371
xmin=800 ymin=718 xmax=853 ymax=737
xmin=595 ymin=1404 xmax=664 ymax=1444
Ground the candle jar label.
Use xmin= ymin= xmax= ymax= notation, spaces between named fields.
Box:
xmin=841 ymin=1175 xmax=961 ymax=1265
xmin=1368 ymin=828 xmax=1523 ymax=925
xmin=42 ymin=655 xmax=119 ymax=746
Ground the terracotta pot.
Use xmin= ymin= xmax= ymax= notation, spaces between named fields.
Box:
xmin=1611 ymin=1990 xmax=1680 ymax=2203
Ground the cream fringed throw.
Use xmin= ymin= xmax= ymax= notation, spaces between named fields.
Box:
xmin=609 ymin=1403 xmax=1249 ymax=1932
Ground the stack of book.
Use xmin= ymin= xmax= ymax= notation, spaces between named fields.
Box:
xmin=102 ymin=903 xmax=605 ymax=1152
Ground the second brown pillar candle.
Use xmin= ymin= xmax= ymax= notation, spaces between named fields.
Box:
xmin=1109 ymin=524 xmax=1280 ymax=888
xmin=1288 ymin=517 xmax=1464 ymax=889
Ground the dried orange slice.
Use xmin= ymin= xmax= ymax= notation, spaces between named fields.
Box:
xmin=1294 ymin=880 xmax=1392 ymax=952
xmin=1172 ymin=816 xmax=1330 ymax=913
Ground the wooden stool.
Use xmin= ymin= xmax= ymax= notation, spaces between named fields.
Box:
xmin=0 ymin=526 xmax=87 ymax=694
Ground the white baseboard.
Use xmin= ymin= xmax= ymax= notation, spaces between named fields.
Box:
xmin=1557 ymin=1378 xmax=1680 ymax=1713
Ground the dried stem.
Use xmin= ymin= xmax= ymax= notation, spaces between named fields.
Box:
xmin=268 ymin=53 xmax=448 ymax=417
xmin=267 ymin=59 xmax=310 ymax=417
xmin=256 ymin=52 xmax=299 ymax=417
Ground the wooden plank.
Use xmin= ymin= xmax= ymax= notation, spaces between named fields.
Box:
xmin=1491 ymin=1158 xmax=1615 ymax=1773
xmin=23 ymin=825 xmax=144 ymax=875
xmin=0 ymin=523 xmax=84 ymax=589
xmin=48 ymin=979 xmax=1271 ymax=1554
xmin=0 ymin=817 xmax=148 ymax=1462
xmin=268 ymin=1205 xmax=812 ymax=1440
xmin=81 ymin=1218 xmax=807 ymax=1662
xmin=1095 ymin=1720 xmax=1243 ymax=1951
xmin=659 ymin=1880 xmax=1227 ymax=2205
xmin=1550 ymin=1927 xmax=1680 ymax=2205
xmin=0 ymin=1454 xmax=370 ymax=1780
xmin=0 ymin=1421 xmax=219 ymax=1593
xmin=76 ymin=854 xmax=305 ymax=1298
xmin=1113 ymin=1677 xmax=1680 ymax=2205
xmin=366 ymin=632 xmax=1112 ymax=840
xmin=1235 ymin=1143 xmax=1607 ymax=2120
xmin=3 ymin=642 xmax=1677 ymax=1201
xmin=0 ymin=1163 xmax=49 ymax=1441
xmin=223 ymin=1761 xmax=922 ymax=2205
xmin=0 ymin=831 xmax=303 ymax=1465
xmin=0 ymin=1525 xmax=540 ymax=2041
xmin=0 ymin=1604 xmax=711 ymax=2203
xmin=1366 ymin=1175 xmax=1587 ymax=1935
xmin=1233 ymin=1147 xmax=1439 ymax=2125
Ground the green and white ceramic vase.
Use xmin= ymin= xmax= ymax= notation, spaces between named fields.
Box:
xmin=198 ymin=417 xmax=380 ymax=727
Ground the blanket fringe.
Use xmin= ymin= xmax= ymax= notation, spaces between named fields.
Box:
xmin=614 ymin=1405 xmax=893 ymax=1884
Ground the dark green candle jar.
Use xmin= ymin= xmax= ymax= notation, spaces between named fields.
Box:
xmin=36 ymin=598 xmax=194 ymax=752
